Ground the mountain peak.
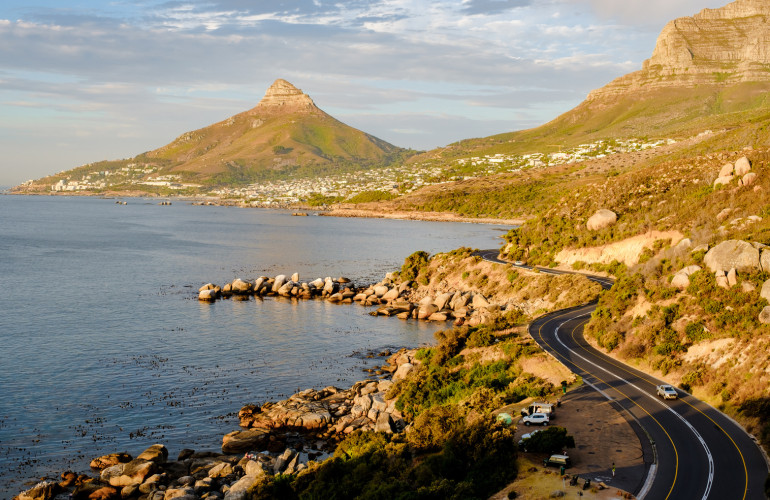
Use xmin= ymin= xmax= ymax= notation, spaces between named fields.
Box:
xmin=256 ymin=78 xmax=318 ymax=113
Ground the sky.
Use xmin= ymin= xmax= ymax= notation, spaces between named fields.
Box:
xmin=0 ymin=0 xmax=729 ymax=186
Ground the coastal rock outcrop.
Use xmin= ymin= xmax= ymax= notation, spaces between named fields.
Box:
xmin=90 ymin=452 xmax=132 ymax=470
xmin=13 ymin=481 xmax=62 ymax=500
xmin=222 ymin=429 xmax=270 ymax=454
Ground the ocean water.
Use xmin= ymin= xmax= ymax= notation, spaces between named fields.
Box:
xmin=0 ymin=195 xmax=505 ymax=494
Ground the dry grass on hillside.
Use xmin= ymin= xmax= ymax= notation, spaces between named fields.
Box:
xmin=400 ymin=251 xmax=603 ymax=317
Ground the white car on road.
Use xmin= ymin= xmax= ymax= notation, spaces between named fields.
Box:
xmin=656 ymin=384 xmax=678 ymax=400
xmin=521 ymin=412 xmax=550 ymax=426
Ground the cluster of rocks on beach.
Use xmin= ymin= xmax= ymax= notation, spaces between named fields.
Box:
xmin=14 ymin=349 xmax=419 ymax=500
xmin=199 ymin=272 xmax=504 ymax=326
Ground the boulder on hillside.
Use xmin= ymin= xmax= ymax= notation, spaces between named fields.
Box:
xmin=743 ymin=172 xmax=757 ymax=186
xmin=714 ymin=175 xmax=734 ymax=187
xmin=734 ymin=156 xmax=751 ymax=176
xmin=761 ymin=280 xmax=770 ymax=302
xmin=715 ymin=271 xmax=729 ymax=289
xmin=703 ymin=240 xmax=760 ymax=273
xmin=671 ymin=265 xmax=701 ymax=290
xmin=762 ymin=250 xmax=770 ymax=273
xmin=718 ymin=163 xmax=734 ymax=177
xmin=759 ymin=306 xmax=770 ymax=325
xmin=586 ymin=209 xmax=617 ymax=231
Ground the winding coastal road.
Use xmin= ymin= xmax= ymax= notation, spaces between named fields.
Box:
xmin=477 ymin=250 xmax=769 ymax=500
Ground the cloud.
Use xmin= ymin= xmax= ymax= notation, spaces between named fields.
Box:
xmin=461 ymin=0 xmax=533 ymax=15
xmin=563 ymin=0 xmax=730 ymax=28
xmin=0 ymin=0 xmax=690 ymax=184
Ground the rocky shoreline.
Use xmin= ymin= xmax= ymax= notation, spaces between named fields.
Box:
xmin=198 ymin=272 xmax=509 ymax=326
xmin=14 ymin=346 xmax=420 ymax=500
xmin=16 ymin=265 xmax=522 ymax=500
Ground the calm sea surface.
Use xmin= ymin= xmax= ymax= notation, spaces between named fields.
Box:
xmin=0 ymin=195 xmax=505 ymax=494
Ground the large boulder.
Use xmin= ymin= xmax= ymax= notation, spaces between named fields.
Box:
xmin=714 ymin=175 xmax=734 ymax=187
xmin=222 ymin=429 xmax=269 ymax=454
xmin=108 ymin=459 xmax=157 ymax=487
xmin=273 ymin=449 xmax=298 ymax=475
xmin=375 ymin=412 xmax=394 ymax=433
xmin=417 ymin=304 xmax=439 ymax=319
xmin=759 ymin=306 xmax=770 ymax=325
xmin=90 ymin=452 xmax=132 ymax=470
xmin=672 ymin=264 xmax=702 ymax=289
xmin=136 ymin=444 xmax=167 ymax=464
xmin=198 ymin=289 xmax=218 ymax=301
xmin=272 ymin=275 xmax=287 ymax=293
xmin=743 ymin=172 xmax=757 ymax=186
xmin=472 ymin=294 xmax=490 ymax=309
xmin=13 ymin=481 xmax=62 ymax=500
xmin=586 ymin=209 xmax=617 ymax=231
xmin=434 ymin=292 xmax=453 ymax=311
xmin=703 ymin=240 xmax=760 ymax=273
xmin=393 ymin=363 xmax=414 ymax=382
xmin=760 ymin=250 xmax=770 ymax=272
xmin=208 ymin=462 xmax=234 ymax=478
xmin=231 ymin=278 xmax=252 ymax=293
xmin=382 ymin=287 xmax=400 ymax=301
xmin=719 ymin=162 xmax=734 ymax=177
xmin=734 ymin=157 xmax=751 ymax=176
xmin=761 ymin=280 xmax=770 ymax=302
xmin=671 ymin=273 xmax=691 ymax=290
xmin=224 ymin=475 xmax=261 ymax=500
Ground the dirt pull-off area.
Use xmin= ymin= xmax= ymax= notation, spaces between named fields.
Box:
xmin=492 ymin=385 xmax=648 ymax=499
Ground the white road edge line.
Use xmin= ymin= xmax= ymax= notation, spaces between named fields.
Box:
xmin=555 ymin=314 xmax=715 ymax=500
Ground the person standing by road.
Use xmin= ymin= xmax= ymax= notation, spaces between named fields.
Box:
xmin=612 ymin=463 xmax=616 ymax=477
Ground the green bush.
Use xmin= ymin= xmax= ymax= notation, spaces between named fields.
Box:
xmin=401 ymin=250 xmax=430 ymax=281
xmin=347 ymin=190 xmax=397 ymax=204
xmin=518 ymin=426 xmax=576 ymax=453
xmin=286 ymin=419 xmax=518 ymax=500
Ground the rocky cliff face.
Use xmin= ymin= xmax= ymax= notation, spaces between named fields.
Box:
xmin=589 ymin=0 xmax=770 ymax=99
xmin=253 ymin=79 xmax=319 ymax=114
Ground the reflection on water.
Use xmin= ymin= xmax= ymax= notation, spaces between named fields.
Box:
xmin=0 ymin=195 xmax=506 ymax=495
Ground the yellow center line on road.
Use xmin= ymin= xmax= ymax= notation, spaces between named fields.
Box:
xmin=566 ymin=314 xmax=750 ymax=500
xmin=533 ymin=308 xmax=679 ymax=500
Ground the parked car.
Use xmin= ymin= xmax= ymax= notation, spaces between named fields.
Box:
xmin=656 ymin=384 xmax=678 ymax=400
xmin=521 ymin=412 xmax=550 ymax=426
xmin=518 ymin=430 xmax=542 ymax=446
xmin=543 ymin=454 xmax=571 ymax=468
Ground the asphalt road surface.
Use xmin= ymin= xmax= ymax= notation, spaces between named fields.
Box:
xmin=477 ymin=249 xmax=769 ymax=499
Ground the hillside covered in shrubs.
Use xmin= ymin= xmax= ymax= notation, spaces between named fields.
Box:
xmin=497 ymin=150 xmax=770 ymax=454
